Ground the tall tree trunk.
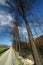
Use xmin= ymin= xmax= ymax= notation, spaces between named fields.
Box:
xmin=17 ymin=26 xmax=21 ymax=54
xmin=15 ymin=36 xmax=18 ymax=51
xmin=23 ymin=16 xmax=42 ymax=65
xmin=12 ymin=42 xmax=14 ymax=48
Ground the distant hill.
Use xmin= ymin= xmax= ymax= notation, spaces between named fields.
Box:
xmin=25 ymin=35 xmax=43 ymax=55
xmin=20 ymin=35 xmax=43 ymax=53
xmin=34 ymin=35 xmax=43 ymax=45
xmin=35 ymin=35 xmax=43 ymax=55
xmin=27 ymin=35 xmax=43 ymax=47
xmin=0 ymin=45 xmax=10 ymax=48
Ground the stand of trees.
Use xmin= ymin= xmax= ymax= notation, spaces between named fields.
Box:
xmin=5 ymin=0 xmax=42 ymax=65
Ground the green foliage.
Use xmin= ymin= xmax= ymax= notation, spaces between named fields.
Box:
xmin=0 ymin=48 xmax=9 ymax=55
xmin=14 ymin=51 xmax=24 ymax=65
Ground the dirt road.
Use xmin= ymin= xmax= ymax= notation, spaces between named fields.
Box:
xmin=0 ymin=47 xmax=15 ymax=65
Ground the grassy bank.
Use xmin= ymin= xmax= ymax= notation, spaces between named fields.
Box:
xmin=14 ymin=50 xmax=24 ymax=65
xmin=0 ymin=47 xmax=9 ymax=55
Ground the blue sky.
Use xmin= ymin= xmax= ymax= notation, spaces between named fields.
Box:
xmin=0 ymin=0 xmax=13 ymax=45
xmin=0 ymin=0 xmax=43 ymax=45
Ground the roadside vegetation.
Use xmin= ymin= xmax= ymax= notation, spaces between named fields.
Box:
xmin=0 ymin=47 xmax=9 ymax=55
xmin=14 ymin=50 xmax=24 ymax=65
xmin=14 ymin=50 xmax=33 ymax=65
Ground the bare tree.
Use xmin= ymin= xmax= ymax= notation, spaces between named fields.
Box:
xmin=9 ymin=22 xmax=18 ymax=50
xmin=10 ymin=17 xmax=21 ymax=53
xmin=14 ymin=18 xmax=21 ymax=53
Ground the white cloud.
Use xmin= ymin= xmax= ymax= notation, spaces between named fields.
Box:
xmin=0 ymin=0 xmax=5 ymax=4
xmin=18 ymin=27 xmax=27 ymax=33
xmin=0 ymin=13 xmax=13 ymax=26
xmin=0 ymin=11 xmax=13 ymax=33
xmin=0 ymin=14 xmax=3 ymax=18
xmin=18 ymin=27 xmax=29 ymax=41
